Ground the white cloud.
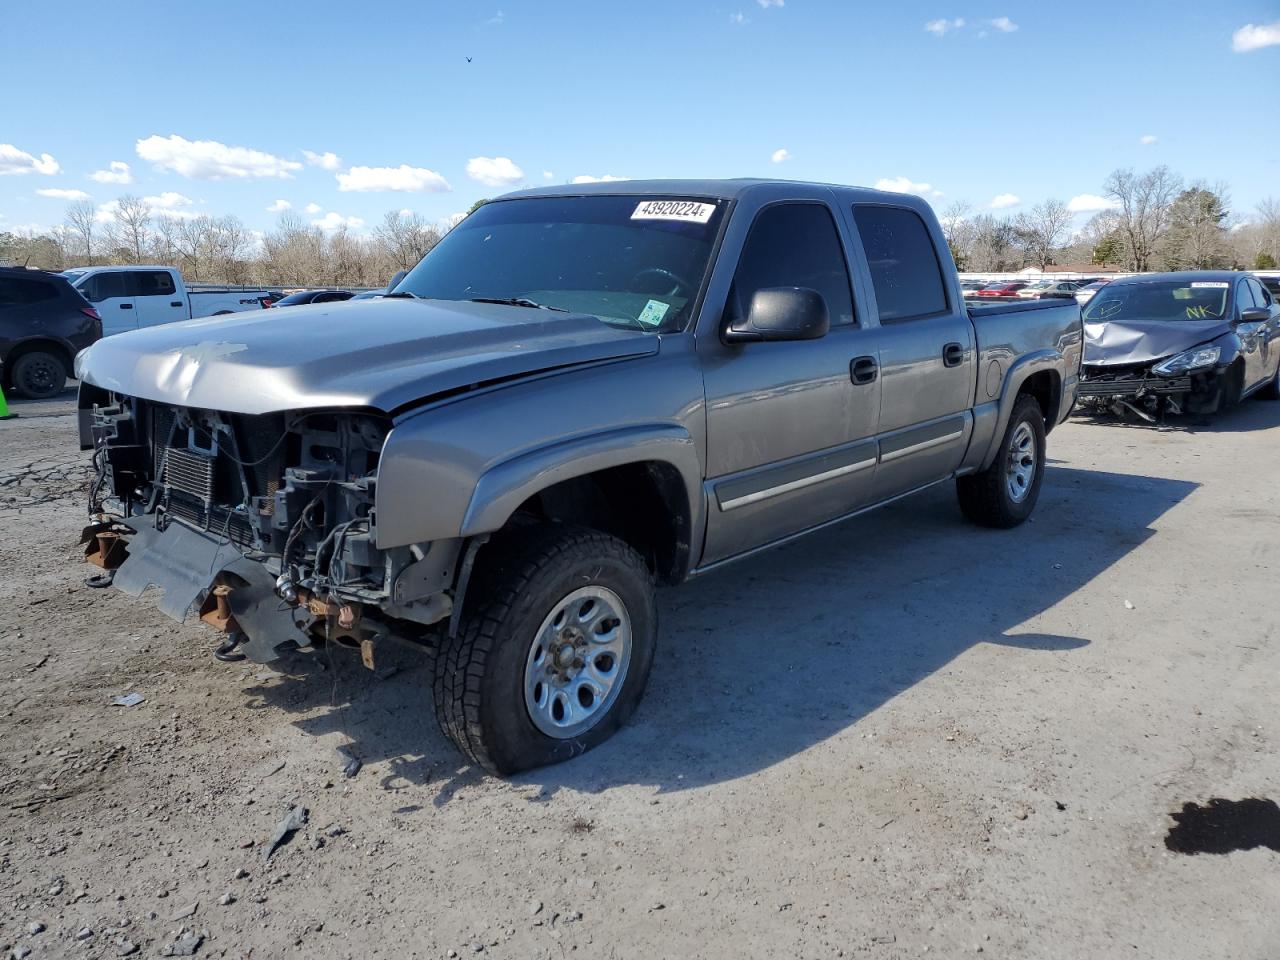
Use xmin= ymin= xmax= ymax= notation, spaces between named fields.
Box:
xmin=88 ymin=160 xmax=133 ymax=184
xmin=1067 ymin=193 xmax=1119 ymax=214
xmin=146 ymin=192 xmax=200 ymax=220
xmin=924 ymin=18 xmax=964 ymax=36
xmin=487 ymin=9 xmax=505 ymax=25
xmin=302 ymin=150 xmax=343 ymax=171
xmin=730 ymin=11 xmax=746 ymax=24
xmin=137 ymin=134 xmax=302 ymax=180
xmin=874 ymin=176 xmax=943 ymax=199
xmin=305 ymin=202 xmax=323 ymax=214
xmin=571 ymin=174 xmax=628 ymax=184
xmin=1139 ymin=134 xmax=1158 ymax=145
xmin=466 ymin=156 xmax=524 ymax=188
xmin=988 ymin=193 xmax=1020 ymax=209
xmin=336 ymin=164 xmax=451 ymax=193
xmin=1232 ymin=21 xmax=1280 ymax=52
xmin=312 ymin=211 xmax=364 ymax=230
xmin=757 ymin=0 xmax=783 ymax=7
xmin=37 ymin=187 xmax=90 ymax=201
xmin=989 ymin=16 xmax=1018 ymax=32
xmin=0 ymin=143 xmax=60 ymax=176
xmin=266 ymin=199 xmax=292 ymax=212
xmin=771 ymin=148 xmax=791 ymax=164
xmin=542 ymin=171 xmax=554 ymax=180
xmin=398 ymin=208 xmax=414 ymax=217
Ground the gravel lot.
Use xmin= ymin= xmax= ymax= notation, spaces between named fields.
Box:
xmin=1 ymin=389 xmax=1278 ymax=959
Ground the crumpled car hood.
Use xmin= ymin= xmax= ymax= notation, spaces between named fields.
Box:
xmin=1082 ymin=317 xmax=1230 ymax=366
xmin=76 ymin=298 xmax=658 ymax=414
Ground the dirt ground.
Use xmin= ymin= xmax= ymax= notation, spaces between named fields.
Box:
xmin=1 ymin=388 xmax=1278 ymax=960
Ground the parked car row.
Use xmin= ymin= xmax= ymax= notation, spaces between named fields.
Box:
xmin=962 ymin=277 xmax=1110 ymax=301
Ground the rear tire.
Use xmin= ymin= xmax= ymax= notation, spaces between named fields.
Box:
xmin=956 ymin=393 xmax=1046 ymax=528
xmin=433 ymin=524 xmax=657 ymax=776
xmin=10 ymin=350 xmax=67 ymax=399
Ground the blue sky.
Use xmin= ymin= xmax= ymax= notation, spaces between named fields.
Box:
xmin=1 ymin=0 xmax=1278 ymax=238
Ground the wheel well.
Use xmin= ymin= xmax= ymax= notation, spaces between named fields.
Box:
xmin=507 ymin=461 xmax=692 ymax=585
xmin=3 ymin=338 xmax=72 ymax=388
xmin=1017 ymin=370 xmax=1061 ymax=432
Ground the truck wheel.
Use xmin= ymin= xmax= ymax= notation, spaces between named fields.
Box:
xmin=433 ymin=524 xmax=657 ymax=776
xmin=10 ymin=350 xmax=67 ymax=399
xmin=956 ymin=393 xmax=1045 ymax=528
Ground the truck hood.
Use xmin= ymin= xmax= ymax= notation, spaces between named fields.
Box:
xmin=1082 ymin=317 xmax=1231 ymax=366
xmin=76 ymin=298 xmax=659 ymax=414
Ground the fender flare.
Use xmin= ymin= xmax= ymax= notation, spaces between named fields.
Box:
xmin=978 ymin=350 xmax=1064 ymax=471
xmin=460 ymin=423 xmax=704 ymax=546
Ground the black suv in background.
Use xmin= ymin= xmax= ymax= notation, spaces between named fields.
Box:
xmin=0 ymin=267 xmax=102 ymax=399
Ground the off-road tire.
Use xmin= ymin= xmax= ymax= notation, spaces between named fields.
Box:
xmin=10 ymin=350 xmax=67 ymax=399
xmin=956 ymin=393 xmax=1046 ymax=528
xmin=433 ymin=524 xmax=657 ymax=776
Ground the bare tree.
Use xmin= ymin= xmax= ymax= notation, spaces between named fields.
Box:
xmin=1104 ymin=166 xmax=1181 ymax=271
xmin=64 ymin=199 xmax=97 ymax=265
xmin=968 ymin=214 xmax=1018 ymax=272
xmin=373 ymin=210 xmax=442 ymax=273
xmin=108 ymin=195 xmax=153 ymax=264
xmin=1014 ymin=199 xmax=1072 ymax=270
xmin=940 ymin=201 xmax=976 ymax=270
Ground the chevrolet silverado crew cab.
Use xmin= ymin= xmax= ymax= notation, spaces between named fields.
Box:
xmin=74 ymin=180 xmax=1082 ymax=775
xmin=59 ymin=266 xmax=278 ymax=337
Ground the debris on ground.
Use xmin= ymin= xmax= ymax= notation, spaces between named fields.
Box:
xmin=337 ymin=745 xmax=362 ymax=779
xmin=263 ymin=804 xmax=308 ymax=861
xmin=111 ymin=693 xmax=144 ymax=707
xmin=162 ymin=932 xmax=204 ymax=956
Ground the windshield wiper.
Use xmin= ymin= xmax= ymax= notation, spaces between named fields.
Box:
xmin=382 ymin=291 xmax=419 ymax=299
xmin=469 ymin=296 xmax=567 ymax=312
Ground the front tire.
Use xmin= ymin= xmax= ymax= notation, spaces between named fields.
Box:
xmin=433 ymin=524 xmax=657 ymax=776
xmin=956 ymin=393 xmax=1046 ymax=528
xmin=10 ymin=350 xmax=67 ymax=399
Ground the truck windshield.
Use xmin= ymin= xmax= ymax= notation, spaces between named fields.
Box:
xmin=1083 ymin=280 xmax=1230 ymax=323
xmin=394 ymin=196 xmax=726 ymax=333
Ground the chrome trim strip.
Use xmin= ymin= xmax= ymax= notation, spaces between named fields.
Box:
xmin=878 ymin=429 xmax=964 ymax=464
xmin=719 ymin=456 xmax=876 ymax=511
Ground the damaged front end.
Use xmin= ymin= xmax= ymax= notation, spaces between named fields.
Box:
xmin=80 ymin=388 xmax=458 ymax=663
xmin=1076 ymin=349 xmax=1227 ymax=422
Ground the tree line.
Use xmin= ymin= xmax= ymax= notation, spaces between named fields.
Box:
xmin=943 ymin=166 xmax=1279 ymax=274
xmin=0 ymin=199 xmax=451 ymax=288
xmin=2 ymin=170 xmax=1278 ymax=283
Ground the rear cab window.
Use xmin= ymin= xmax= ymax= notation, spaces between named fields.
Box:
xmin=853 ymin=205 xmax=949 ymax=322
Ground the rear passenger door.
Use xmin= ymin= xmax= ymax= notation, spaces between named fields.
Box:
xmin=79 ymin=272 xmax=136 ymax=336
xmin=851 ymin=204 xmax=977 ymax=501
xmin=129 ymin=270 xmax=186 ymax=328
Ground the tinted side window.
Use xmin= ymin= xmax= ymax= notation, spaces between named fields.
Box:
xmin=1249 ymin=278 xmax=1271 ymax=306
xmin=0 ymin=277 xmax=59 ymax=307
xmin=131 ymin=270 xmax=177 ymax=297
xmin=729 ymin=203 xmax=854 ymax=326
xmin=1236 ymin=281 xmax=1257 ymax=310
xmin=853 ymin=205 xmax=949 ymax=322
xmin=79 ymin=273 xmax=128 ymax=303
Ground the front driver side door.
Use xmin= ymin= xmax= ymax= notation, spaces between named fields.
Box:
xmin=80 ymin=272 xmax=136 ymax=337
xmin=698 ymin=199 xmax=882 ymax=565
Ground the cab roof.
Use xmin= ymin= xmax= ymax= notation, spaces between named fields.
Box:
xmin=1109 ymin=270 xmax=1242 ymax=286
xmin=497 ymin=178 xmax=919 ymax=205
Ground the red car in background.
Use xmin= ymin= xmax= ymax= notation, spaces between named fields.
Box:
xmin=974 ymin=281 xmax=1028 ymax=298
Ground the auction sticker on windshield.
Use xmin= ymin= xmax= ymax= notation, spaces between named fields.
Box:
xmin=1190 ymin=282 xmax=1229 ymax=288
xmin=637 ymin=299 xmax=671 ymax=327
xmin=631 ymin=200 xmax=717 ymax=223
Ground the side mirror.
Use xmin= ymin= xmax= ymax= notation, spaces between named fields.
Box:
xmin=723 ymin=286 xmax=830 ymax=344
xmin=387 ymin=269 xmax=409 ymax=292
xmin=1239 ymin=307 xmax=1270 ymax=323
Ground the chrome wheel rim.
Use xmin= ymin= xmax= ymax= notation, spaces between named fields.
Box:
xmin=1005 ymin=421 xmax=1037 ymax=503
xmin=523 ymin=586 xmax=632 ymax=740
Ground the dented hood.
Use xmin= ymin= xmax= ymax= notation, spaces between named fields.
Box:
xmin=76 ymin=298 xmax=658 ymax=414
xmin=1082 ymin=317 xmax=1231 ymax=366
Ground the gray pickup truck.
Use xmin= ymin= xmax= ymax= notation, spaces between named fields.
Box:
xmin=75 ymin=179 xmax=1082 ymax=774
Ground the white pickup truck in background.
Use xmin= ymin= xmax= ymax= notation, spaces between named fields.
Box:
xmin=59 ymin=266 xmax=280 ymax=337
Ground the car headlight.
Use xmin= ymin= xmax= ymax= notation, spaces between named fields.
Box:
xmin=1151 ymin=345 xmax=1220 ymax=377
